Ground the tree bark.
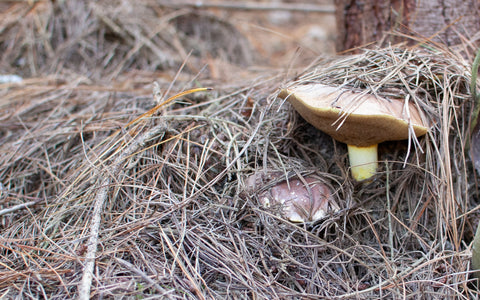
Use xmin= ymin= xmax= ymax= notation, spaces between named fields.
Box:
xmin=335 ymin=0 xmax=480 ymax=52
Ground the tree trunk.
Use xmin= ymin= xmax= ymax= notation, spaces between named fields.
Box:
xmin=335 ymin=0 xmax=480 ymax=52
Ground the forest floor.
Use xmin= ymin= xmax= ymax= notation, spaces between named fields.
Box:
xmin=0 ymin=1 xmax=479 ymax=299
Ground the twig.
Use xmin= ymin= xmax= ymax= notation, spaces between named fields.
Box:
xmin=156 ymin=0 xmax=335 ymax=13
xmin=77 ymin=126 xmax=167 ymax=300
xmin=77 ymin=170 xmax=111 ymax=300
xmin=0 ymin=200 xmax=40 ymax=216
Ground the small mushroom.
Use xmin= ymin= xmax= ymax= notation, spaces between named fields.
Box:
xmin=256 ymin=176 xmax=336 ymax=223
xmin=279 ymin=84 xmax=429 ymax=181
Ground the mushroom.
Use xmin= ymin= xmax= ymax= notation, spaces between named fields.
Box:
xmin=254 ymin=176 xmax=337 ymax=223
xmin=279 ymin=84 xmax=429 ymax=181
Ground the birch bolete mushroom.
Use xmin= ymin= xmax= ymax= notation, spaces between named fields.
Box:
xmin=279 ymin=84 xmax=428 ymax=181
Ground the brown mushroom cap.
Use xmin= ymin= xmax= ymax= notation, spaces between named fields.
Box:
xmin=257 ymin=176 xmax=336 ymax=223
xmin=279 ymin=84 xmax=428 ymax=147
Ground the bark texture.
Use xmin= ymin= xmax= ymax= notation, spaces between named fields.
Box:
xmin=335 ymin=0 xmax=480 ymax=52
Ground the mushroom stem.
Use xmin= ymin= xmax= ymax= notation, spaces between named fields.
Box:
xmin=347 ymin=144 xmax=378 ymax=181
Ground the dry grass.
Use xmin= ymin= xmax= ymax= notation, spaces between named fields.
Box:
xmin=0 ymin=1 xmax=479 ymax=299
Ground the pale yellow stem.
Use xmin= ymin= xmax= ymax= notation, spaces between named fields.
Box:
xmin=347 ymin=144 xmax=378 ymax=181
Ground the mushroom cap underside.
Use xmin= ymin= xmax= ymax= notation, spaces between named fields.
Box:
xmin=279 ymin=84 xmax=429 ymax=147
